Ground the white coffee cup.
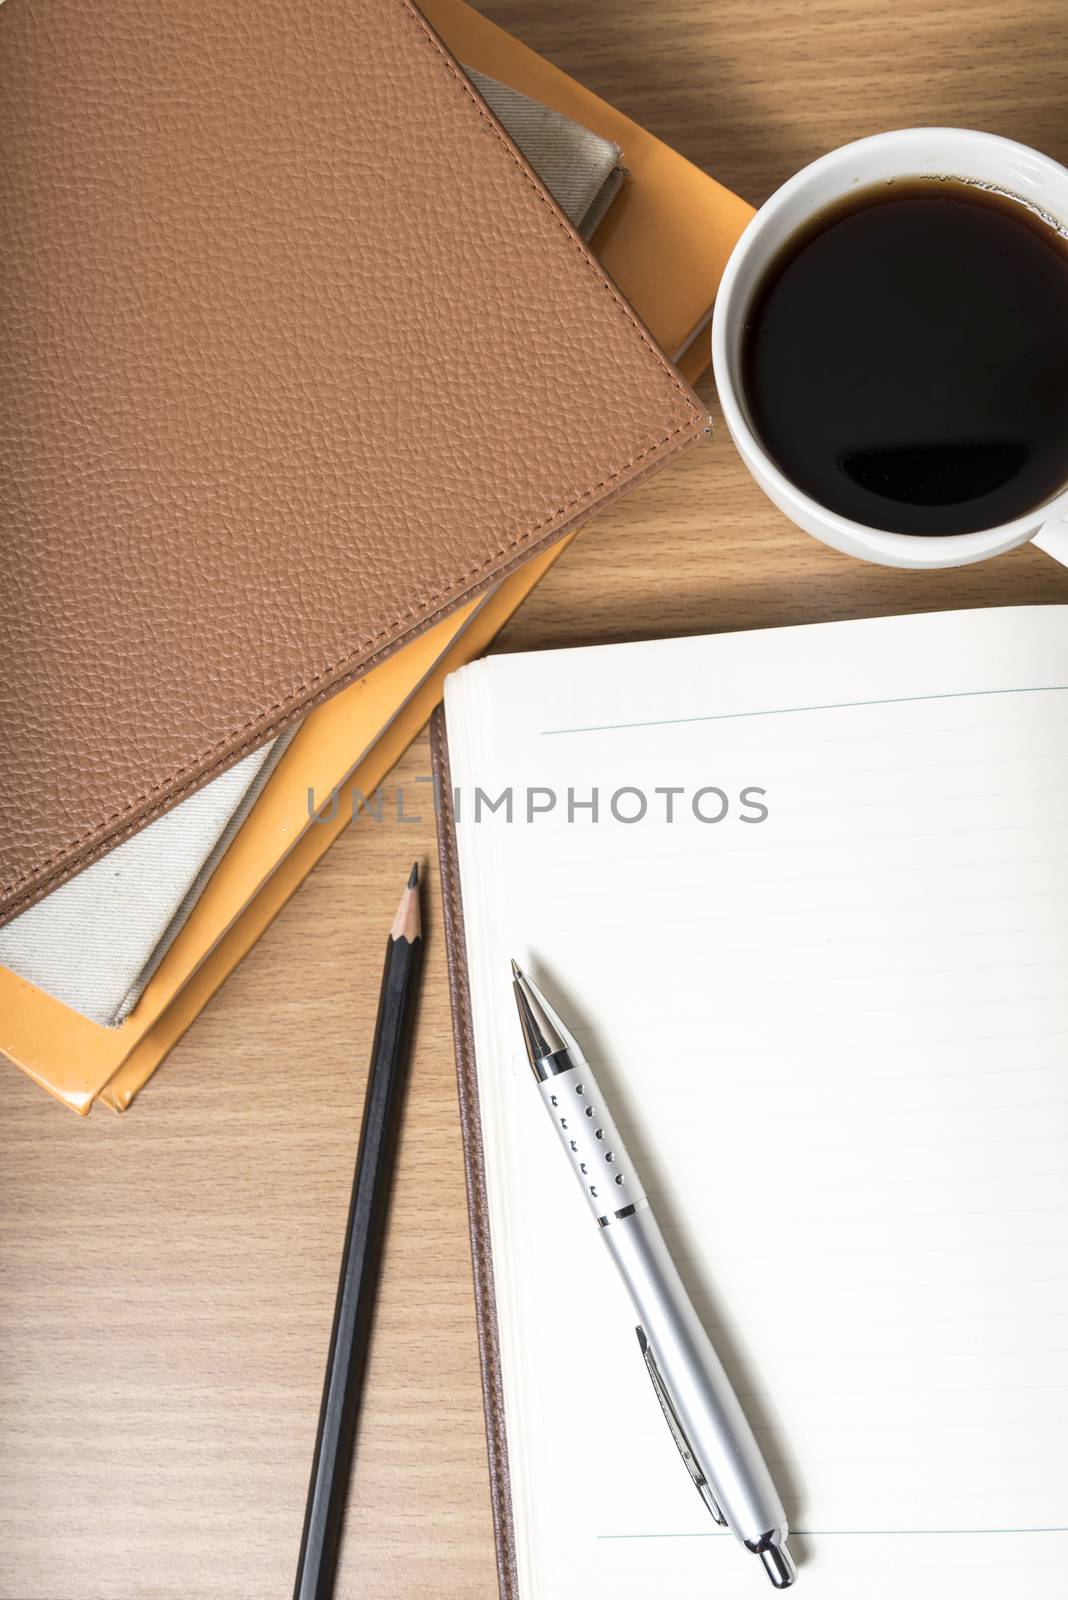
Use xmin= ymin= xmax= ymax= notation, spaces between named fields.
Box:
xmin=711 ymin=128 xmax=1068 ymax=570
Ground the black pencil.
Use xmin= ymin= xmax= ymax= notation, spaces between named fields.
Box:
xmin=293 ymin=862 xmax=425 ymax=1600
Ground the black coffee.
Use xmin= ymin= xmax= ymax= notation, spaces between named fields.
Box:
xmin=741 ymin=178 xmax=1068 ymax=535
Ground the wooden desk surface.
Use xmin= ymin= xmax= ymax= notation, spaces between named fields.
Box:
xmin=3 ymin=3 xmax=1068 ymax=1595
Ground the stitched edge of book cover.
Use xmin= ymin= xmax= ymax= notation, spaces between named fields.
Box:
xmin=432 ymin=705 xmax=520 ymax=1600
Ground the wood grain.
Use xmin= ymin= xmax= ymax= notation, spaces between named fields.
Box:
xmin=3 ymin=3 xmax=1068 ymax=1595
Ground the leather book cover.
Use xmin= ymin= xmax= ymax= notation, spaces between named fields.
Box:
xmin=0 ymin=0 xmax=708 ymax=929
xmin=1 ymin=0 xmax=753 ymax=1115
xmin=431 ymin=705 xmax=521 ymax=1600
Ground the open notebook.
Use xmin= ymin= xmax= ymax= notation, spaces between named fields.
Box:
xmin=433 ymin=605 xmax=1068 ymax=1599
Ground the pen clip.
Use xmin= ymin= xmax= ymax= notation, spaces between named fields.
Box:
xmin=635 ymin=1325 xmax=728 ymax=1529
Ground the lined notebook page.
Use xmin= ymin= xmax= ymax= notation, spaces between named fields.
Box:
xmin=444 ymin=607 xmax=1068 ymax=1599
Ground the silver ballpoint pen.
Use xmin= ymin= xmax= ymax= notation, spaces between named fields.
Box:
xmin=511 ymin=961 xmax=796 ymax=1590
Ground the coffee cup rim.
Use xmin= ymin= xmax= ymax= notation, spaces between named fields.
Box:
xmin=711 ymin=127 xmax=1068 ymax=568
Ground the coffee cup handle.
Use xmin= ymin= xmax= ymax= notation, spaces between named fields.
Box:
xmin=1032 ymin=513 xmax=1068 ymax=567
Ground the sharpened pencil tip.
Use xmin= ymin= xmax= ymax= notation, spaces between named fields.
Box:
xmin=510 ymin=957 xmax=522 ymax=980
xmin=391 ymin=865 xmax=422 ymax=941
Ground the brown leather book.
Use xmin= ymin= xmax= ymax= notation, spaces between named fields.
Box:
xmin=431 ymin=708 xmax=520 ymax=1597
xmin=0 ymin=0 xmax=707 ymax=929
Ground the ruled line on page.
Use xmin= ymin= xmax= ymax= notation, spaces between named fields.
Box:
xmin=542 ymin=684 xmax=1068 ymax=737
xmin=597 ymin=1527 xmax=1068 ymax=1540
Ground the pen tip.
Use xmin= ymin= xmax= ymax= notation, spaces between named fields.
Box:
xmin=408 ymin=861 xmax=419 ymax=889
xmin=510 ymin=957 xmax=522 ymax=980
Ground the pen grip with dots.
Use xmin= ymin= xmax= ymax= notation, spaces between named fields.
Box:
xmin=538 ymin=1064 xmax=647 ymax=1220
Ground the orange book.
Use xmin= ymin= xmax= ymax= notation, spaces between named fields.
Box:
xmin=0 ymin=0 xmax=753 ymax=1113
